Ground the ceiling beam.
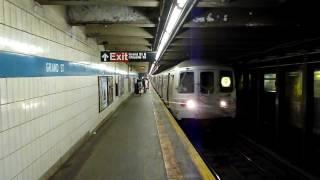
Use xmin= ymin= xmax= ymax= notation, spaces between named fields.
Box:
xmin=183 ymin=22 xmax=275 ymax=28
xmin=71 ymin=22 xmax=157 ymax=27
xmin=158 ymin=60 xmax=181 ymax=65
xmin=86 ymin=25 xmax=154 ymax=38
xmin=67 ymin=5 xmax=158 ymax=26
xmin=36 ymin=0 xmax=160 ymax=7
xmin=129 ymin=62 xmax=149 ymax=73
xmin=162 ymin=52 xmax=189 ymax=60
xmin=196 ymin=0 xmax=284 ymax=8
xmin=170 ymin=38 xmax=260 ymax=46
xmin=97 ymin=36 xmax=151 ymax=46
xmin=104 ymin=45 xmax=151 ymax=51
xmin=175 ymin=27 xmax=296 ymax=39
xmin=184 ymin=9 xmax=275 ymax=28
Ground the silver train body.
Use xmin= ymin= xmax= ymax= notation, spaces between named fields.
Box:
xmin=151 ymin=60 xmax=236 ymax=120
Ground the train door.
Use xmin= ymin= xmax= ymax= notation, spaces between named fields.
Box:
xmin=241 ymin=71 xmax=259 ymax=139
xmin=163 ymin=75 xmax=168 ymax=102
xmin=167 ymin=73 xmax=175 ymax=108
xmin=160 ymin=76 xmax=164 ymax=97
xmin=166 ymin=73 xmax=170 ymax=104
xmin=280 ymin=69 xmax=304 ymax=163
xmin=260 ymin=72 xmax=278 ymax=149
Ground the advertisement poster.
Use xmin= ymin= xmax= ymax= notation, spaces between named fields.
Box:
xmin=119 ymin=75 xmax=125 ymax=96
xmin=107 ymin=76 xmax=114 ymax=105
xmin=98 ymin=76 xmax=108 ymax=112
xmin=128 ymin=77 xmax=131 ymax=93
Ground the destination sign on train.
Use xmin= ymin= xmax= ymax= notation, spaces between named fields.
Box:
xmin=101 ymin=51 xmax=155 ymax=62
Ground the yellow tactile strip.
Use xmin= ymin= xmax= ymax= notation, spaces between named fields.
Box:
xmin=152 ymin=88 xmax=216 ymax=180
xmin=153 ymin=99 xmax=183 ymax=180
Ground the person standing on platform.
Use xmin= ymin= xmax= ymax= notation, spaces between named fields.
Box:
xmin=134 ymin=79 xmax=139 ymax=95
xmin=137 ymin=79 xmax=143 ymax=96
xmin=145 ymin=78 xmax=149 ymax=90
xmin=142 ymin=78 xmax=146 ymax=93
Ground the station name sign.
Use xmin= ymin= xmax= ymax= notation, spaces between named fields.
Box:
xmin=101 ymin=51 xmax=155 ymax=62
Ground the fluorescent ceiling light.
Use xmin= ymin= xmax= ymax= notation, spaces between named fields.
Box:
xmin=166 ymin=6 xmax=182 ymax=34
xmin=177 ymin=0 xmax=187 ymax=8
xmin=155 ymin=32 xmax=170 ymax=60
xmin=149 ymin=63 xmax=155 ymax=75
xmin=151 ymin=0 xmax=190 ymax=74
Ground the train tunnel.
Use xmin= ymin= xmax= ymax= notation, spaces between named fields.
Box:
xmin=1 ymin=0 xmax=320 ymax=180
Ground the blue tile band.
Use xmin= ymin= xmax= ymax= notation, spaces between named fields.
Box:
xmin=0 ymin=51 xmax=128 ymax=77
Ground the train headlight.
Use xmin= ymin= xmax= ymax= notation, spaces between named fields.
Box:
xmin=220 ymin=100 xmax=228 ymax=108
xmin=221 ymin=77 xmax=231 ymax=87
xmin=186 ymin=100 xmax=196 ymax=109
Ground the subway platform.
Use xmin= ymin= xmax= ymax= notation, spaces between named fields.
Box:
xmin=50 ymin=89 xmax=214 ymax=180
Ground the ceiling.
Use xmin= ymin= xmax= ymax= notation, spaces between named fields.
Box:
xmin=36 ymin=0 xmax=320 ymax=73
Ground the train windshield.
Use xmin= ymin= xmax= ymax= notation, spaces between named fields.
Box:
xmin=178 ymin=72 xmax=194 ymax=93
xmin=200 ymin=72 xmax=214 ymax=94
xmin=219 ymin=70 xmax=233 ymax=92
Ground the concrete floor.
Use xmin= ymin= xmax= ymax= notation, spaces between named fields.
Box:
xmin=50 ymin=92 xmax=166 ymax=180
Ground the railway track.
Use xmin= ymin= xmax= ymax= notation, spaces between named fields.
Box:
xmin=178 ymin=119 xmax=315 ymax=180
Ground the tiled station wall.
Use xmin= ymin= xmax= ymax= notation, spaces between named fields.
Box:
xmin=0 ymin=1 xmax=135 ymax=179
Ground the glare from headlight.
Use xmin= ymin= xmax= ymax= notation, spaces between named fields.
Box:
xmin=220 ymin=100 xmax=227 ymax=108
xmin=186 ymin=100 xmax=196 ymax=109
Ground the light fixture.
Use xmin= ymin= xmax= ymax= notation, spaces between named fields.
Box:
xmin=150 ymin=0 xmax=196 ymax=75
xmin=149 ymin=63 xmax=155 ymax=75
xmin=155 ymin=32 xmax=170 ymax=60
xmin=186 ymin=100 xmax=196 ymax=109
xmin=177 ymin=0 xmax=188 ymax=8
xmin=166 ymin=6 xmax=182 ymax=33
xmin=221 ymin=77 xmax=231 ymax=87
xmin=220 ymin=100 xmax=228 ymax=108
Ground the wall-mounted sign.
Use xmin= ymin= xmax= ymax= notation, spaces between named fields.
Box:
xmin=101 ymin=51 xmax=155 ymax=62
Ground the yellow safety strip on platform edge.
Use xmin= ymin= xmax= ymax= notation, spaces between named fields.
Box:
xmin=152 ymin=89 xmax=216 ymax=180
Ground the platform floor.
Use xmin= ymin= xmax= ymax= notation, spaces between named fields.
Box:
xmin=50 ymin=90 xmax=203 ymax=180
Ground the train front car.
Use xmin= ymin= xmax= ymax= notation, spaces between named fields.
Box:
xmin=166 ymin=60 xmax=236 ymax=120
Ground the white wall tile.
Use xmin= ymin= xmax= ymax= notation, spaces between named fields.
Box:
xmin=13 ymin=78 xmax=19 ymax=102
xmin=0 ymin=2 xmax=132 ymax=180
xmin=20 ymin=10 xmax=27 ymax=32
xmin=0 ymin=132 xmax=3 ymax=159
xmin=15 ymin=5 xmax=22 ymax=30
xmin=9 ymin=2 xmax=16 ymax=28
xmin=6 ymin=78 xmax=14 ymax=103
xmin=2 ymin=130 xmax=8 ymax=159
xmin=3 ymin=0 xmax=9 ymax=26
xmin=0 ymin=0 xmax=3 ymax=23
xmin=0 ymin=79 xmax=7 ymax=105
xmin=0 ymin=159 xmax=4 ymax=180
xmin=26 ymin=12 xmax=32 ymax=33
xmin=1 ymin=104 xmax=8 ymax=132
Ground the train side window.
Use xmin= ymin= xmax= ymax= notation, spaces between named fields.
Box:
xmin=248 ymin=73 xmax=252 ymax=90
xmin=178 ymin=72 xmax=194 ymax=93
xmin=285 ymin=71 xmax=303 ymax=129
xmin=238 ymin=73 xmax=244 ymax=91
xmin=219 ymin=70 xmax=233 ymax=92
xmin=313 ymin=70 xmax=320 ymax=135
xmin=264 ymin=73 xmax=277 ymax=92
xmin=200 ymin=72 xmax=214 ymax=94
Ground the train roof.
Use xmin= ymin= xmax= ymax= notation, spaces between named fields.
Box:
xmin=176 ymin=60 xmax=224 ymax=68
xmin=155 ymin=60 xmax=231 ymax=75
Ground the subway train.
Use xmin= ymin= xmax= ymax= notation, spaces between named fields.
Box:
xmin=152 ymin=60 xmax=236 ymax=120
